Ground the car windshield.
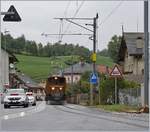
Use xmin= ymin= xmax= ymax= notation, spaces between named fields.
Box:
xmin=6 ymin=89 xmax=25 ymax=94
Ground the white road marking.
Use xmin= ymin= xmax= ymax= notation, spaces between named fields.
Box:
xmin=4 ymin=115 xmax=8 ymax=120
xmin=20 ymin=112 xmax=25 ymax=117
xmin=1 ymin=101 xmax=46 ymax=120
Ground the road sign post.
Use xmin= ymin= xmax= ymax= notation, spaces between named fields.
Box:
xmin=115 ymin=77 xmax=117 ymax=104
xmin=110 ymin=65 xmax=122 ymax=104
xmin=90 ymin=73 xmax=98 ymax=105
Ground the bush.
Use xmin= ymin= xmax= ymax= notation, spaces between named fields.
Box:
xmin=99 ymin=74 xmax=140 ymax=104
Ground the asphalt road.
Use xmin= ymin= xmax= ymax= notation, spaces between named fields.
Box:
xmin=0 ymin=101 xmax=149 ymax=131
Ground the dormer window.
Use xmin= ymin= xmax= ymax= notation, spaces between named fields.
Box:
xmin=136 ymin=37 xmax=143 ymax=49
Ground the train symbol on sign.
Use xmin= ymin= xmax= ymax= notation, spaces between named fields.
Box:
xmin=110 ymin=65 xmax=122 ymax=77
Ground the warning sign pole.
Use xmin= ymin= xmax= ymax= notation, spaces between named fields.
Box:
xmin=110 ymin=65 xmax=122 ymax=104
xmin=115 ymin=77 xmax=117 ymax=104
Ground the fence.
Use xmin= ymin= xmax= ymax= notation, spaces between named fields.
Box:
xmin=66 ymin=93 xmax=89 ymax=105
xmin=119 ymin=88 xmax=141 ymax=106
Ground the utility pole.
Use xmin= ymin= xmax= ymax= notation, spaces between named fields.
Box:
xmin=144 ymin=1 xmax=149 ymax=107
xmin=93 ymin=15 xmax=97 ymax=74
xmin=50 ymin=14 xmax=98 ymax=105
xmin=90 ymin=14 xmax=98 ymax=105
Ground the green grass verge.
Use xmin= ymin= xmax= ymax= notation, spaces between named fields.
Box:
xmin=15 ymin=54 xmax=114 ymax=82
xmin=15 ymin=54 xmax=79 ymax=82
xmin=96 ymin=55 xmax=114 ymax=67
xmin=95 ymin=104 xmax=139 ymax=112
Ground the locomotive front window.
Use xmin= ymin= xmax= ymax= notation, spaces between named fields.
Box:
xmin=48 ymin=77 xmax=65 ymax=85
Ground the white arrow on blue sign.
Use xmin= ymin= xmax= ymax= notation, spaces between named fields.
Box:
xmin=90 ymin=73 xmax=98 ymax=84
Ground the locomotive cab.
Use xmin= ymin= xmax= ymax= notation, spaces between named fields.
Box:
xmin=45 ymin=76 xmax=66 ymax=105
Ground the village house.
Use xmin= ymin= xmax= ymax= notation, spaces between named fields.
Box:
xmin=118 ymin=32 xmax=144 ymax=83
xmin=62 ymin=61 xmax=112 ymax=84
xmin=0 ymin=48 xmax=18 ymax=92
xmin=62 ymin=61 xmax=93 ymax=84
xmin=97 ymin=65 xmax=112 ymax=75
xmin=118 ymin=32 xmax=144 ymax=105
xmin=12 ymin=73 xmax=45 ymax=100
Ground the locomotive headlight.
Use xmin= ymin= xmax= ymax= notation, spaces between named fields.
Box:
xmin=52 ymin=87 xmax=55 ymax=90
xmin=59 ymin=87 xmax=62 ymax=90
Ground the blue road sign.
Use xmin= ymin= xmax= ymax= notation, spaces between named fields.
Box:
xmin=90 ymin=73 xmax=98 ymax=84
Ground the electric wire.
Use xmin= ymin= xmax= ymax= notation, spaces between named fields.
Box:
xmin=60 ymin=0 xmax=85 ymax=42
xmin=58 ymin=1 xmax=71 ymax=43
xmin=64 ymin=0 xmax=71 ymax=18
xmin=100 ymin=1 xmax=124 ymax=26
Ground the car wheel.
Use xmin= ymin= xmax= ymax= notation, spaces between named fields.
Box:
xmin=4 ymin=104 xmax=9 ymax=109
xmin=32 ymin=103 xmax=36 ymax=106
xmin=24 ymin=104 xmax=28 ymax=108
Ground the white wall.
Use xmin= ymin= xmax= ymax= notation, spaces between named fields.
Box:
xmin=0 ymin=49 xmax=9 ymax=90
xmin=64 ymin=74 xmax=81 ymax=84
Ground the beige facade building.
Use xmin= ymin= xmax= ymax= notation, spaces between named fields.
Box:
xmin=118 ymin=32 xmax=144 ymax=82
xmin=118 ymin=32 xmax=144 ymax=105
xmin=62 ymin=62 xmax=93 ymax=84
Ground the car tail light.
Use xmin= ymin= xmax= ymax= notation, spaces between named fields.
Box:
xmin=27 ymin=94 xmax=32 ymax=96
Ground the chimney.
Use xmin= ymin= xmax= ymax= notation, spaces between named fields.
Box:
xmin=136 ymin=37 xmax=143 ymax=49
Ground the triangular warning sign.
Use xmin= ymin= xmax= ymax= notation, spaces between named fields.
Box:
xmin=3 ymin=5 xmax=21 ymax=22
xmin=110 ymin=65 xmax=122 ymax=77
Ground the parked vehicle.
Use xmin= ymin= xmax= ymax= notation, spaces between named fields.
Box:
xmin=45 ymin=76 xmax=66 ymax=105
xmin=3 ymin=88 xmax=29 ymax=108
xmin=26 ymin=92 xmax=36 ymax=106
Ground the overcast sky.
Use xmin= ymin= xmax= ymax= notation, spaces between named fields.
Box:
xmin=1 ymin=1 xmax=144 ymax=51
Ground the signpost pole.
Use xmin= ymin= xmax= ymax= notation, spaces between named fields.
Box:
xmin=98 ymin=76 xmax=100 ymax=105
xmin=90 ymin=83 xmax=93 ymax=105
xmin=110 ymin=65 xmax=122 ymax=104
xmin=115 ymin=77 xmax=117 ymax=104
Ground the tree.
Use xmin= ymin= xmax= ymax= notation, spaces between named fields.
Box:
xmin=99 ymin=75 xmax=140 ymax=104
xmin=30 ymin=41 xmax=38 ymax=56
xmin=1 ymin=32 xmax=91 ymax=58
xmin=107 ymin=35 xmax=122 ymax=63
xmin=16 ymin=35 xmax=26 ymax=51
xmin=97 ymin=49 xmax=108 ymax=57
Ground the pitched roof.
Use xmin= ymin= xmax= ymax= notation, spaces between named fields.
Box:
xmin=118 ymin=32 xmax=144 ymax=61
xmin=1 ymin=47 xmax=18 ymax=62
xmin=17 ymin=73 xmax=44 ymax=89
xmin=97 ymin=65 xmax=112 ymax=74
xmin=123 ymin=32 xmax=144 ymax=55
xmin=63 ymin=62 xmax=93 ymax=74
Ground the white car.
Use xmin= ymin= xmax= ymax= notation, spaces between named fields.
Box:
xmin=3 ymin=89 xmax=29 ymax=108
xmin=26 ymin=92 xmax=36 ymax=106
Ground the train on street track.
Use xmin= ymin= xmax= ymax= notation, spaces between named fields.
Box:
xmin=45 ymin=76 xmax=66 ymax=105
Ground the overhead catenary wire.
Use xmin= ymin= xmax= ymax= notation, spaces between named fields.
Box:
xmin=64 ymin=0 xmax=71 ymax=18
xmin=99 ymin=1 xmax=124 ymax=26
xmin=60 ymin=0 xmax=85 ymax=42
